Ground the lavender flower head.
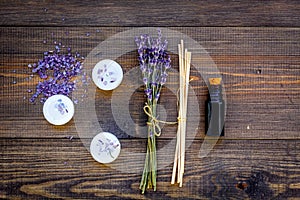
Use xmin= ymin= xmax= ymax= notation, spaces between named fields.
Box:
xmin=135 ymin=29 xmax=171 ymax=102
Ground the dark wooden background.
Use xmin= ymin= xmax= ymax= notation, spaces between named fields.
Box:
xmin=1 ymin=1 xmax=299 ymax=199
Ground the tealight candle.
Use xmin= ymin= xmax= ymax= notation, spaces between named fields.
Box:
xmin=90 ymin=132 xmax=121 ymax=164
xmin=43 ymin=94 xmax=75 ymax=125
xmin=92 ymin=59 xmax=123 ymax=90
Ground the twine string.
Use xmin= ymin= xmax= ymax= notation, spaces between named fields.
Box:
xmin=143 ymin=103 xmax=177 ymax=137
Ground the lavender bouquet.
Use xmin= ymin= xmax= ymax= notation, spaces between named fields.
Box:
xmin=135 ymin=29 xmax=171 ymax=194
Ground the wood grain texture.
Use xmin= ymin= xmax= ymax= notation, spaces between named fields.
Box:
xmin=1 ymin=139 xmax=299 ymax=199
xmin=0 ymin=0 xmax=299 ymax=27
xmin=1 ymin=1 xmax=300 ymax=199
xmin=0 ymin=27 xmax=299 ymax=139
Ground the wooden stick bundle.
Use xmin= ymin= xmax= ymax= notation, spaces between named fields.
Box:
xmin=171 ymin=40 xmax=191 ymax=187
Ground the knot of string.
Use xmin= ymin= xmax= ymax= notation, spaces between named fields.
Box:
xmin=143 ymin=103 xmax=177 ymax=137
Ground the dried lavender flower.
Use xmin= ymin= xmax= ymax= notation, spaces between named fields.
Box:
xmin=28 ymin=45 xmax=85 ymax=103
xmin=135 ymin=29 xmax=171 ymax=102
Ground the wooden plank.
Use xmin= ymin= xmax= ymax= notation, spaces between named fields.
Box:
xmin=1 ymin=27 xmax=300 ymax=56
xmin=0 ymin=27 xmax=299 ymax=139
xmin=0 ymin=138 xmax=299 ymax=199
xmin=0 ymin=1 xmax=299 ymax=27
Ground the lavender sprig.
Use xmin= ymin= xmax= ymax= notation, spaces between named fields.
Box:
xmin=135 ymin=29 xmax=171 ymax=194
xmin=135 ymin=30 xmax=171 ymax=103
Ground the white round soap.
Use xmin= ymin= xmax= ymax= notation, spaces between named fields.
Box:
xmin=90 ymin=132 xmax=121 ymax=164
xmin=92 ymin=59 xmax=123 ymax=90
xmin=43 ymin=94 xmax=74 ymax=125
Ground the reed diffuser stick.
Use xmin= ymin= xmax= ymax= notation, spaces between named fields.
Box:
xmin=171 ymin=40 xmax=191 ymax=187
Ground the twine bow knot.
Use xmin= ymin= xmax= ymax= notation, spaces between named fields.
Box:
xmin=143 ymin=103 xmax=177 ymax=137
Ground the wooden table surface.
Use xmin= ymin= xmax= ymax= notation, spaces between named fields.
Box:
xmin=1 ymin=1 xmax=299 ymax=199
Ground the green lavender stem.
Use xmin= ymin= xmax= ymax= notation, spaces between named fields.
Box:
xmin=140 ymin=101 xmax=157 ymax=194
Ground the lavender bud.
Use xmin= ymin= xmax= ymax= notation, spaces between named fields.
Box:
xmin=165 ymin=61 xmax=171 ymax=69
xmin=143 ymin=77 xmax=148 ymax=85
xmin=145 ymin=88 xmax=152 ymax=96
xmin=155 ymin=92 xmax=160 ymax=100
xmin=147 ymin=93 xmax=152 ymax=101
xmin=151 ymin=82 xmax=158 ymax=87
xmin=161 ymin=78 xmax=167 ymax=85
